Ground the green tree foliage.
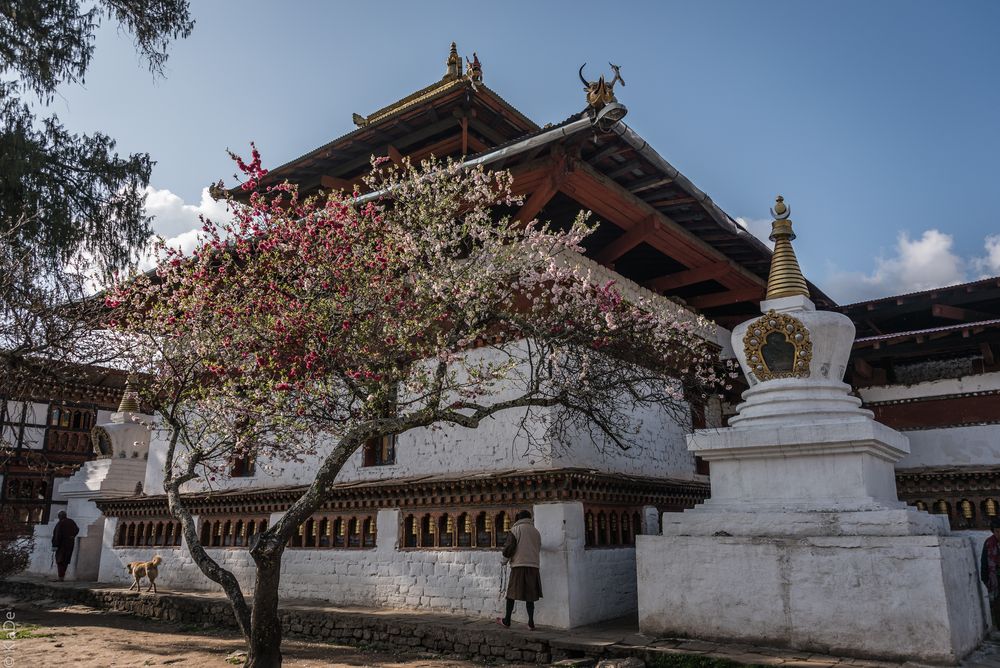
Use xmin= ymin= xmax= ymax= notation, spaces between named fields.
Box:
xmin=0 ymin=0 xmax=194 ymax=271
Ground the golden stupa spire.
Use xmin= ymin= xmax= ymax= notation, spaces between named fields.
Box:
xmin=765 ymin=195 xmax=810 ymax=300
xmin=445 ymin=42 xmax=461 ymax=79
xmin=117 ymin=377 xmax=140 ymax=413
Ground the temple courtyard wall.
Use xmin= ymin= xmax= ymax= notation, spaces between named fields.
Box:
xmin=97 ymin=502 xmax=645 ymax=629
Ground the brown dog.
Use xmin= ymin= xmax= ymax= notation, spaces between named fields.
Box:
xmin=126 ymin=555 xmax=162 ymax=593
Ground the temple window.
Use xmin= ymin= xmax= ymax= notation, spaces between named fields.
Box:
xmin=230 ymin=453 xmax=256 ymax=478
xmin=475 ymin=512 xmax=492 ymax=548
xmin=959 ymin=499 xmax=975 ymax=527
xmin=984 ymin=499 xmax=998 ymax=519
xmin=363 ymin=518 xmax=376 ymax=547
xmin=584 ymin=506 xmax=647 ymax=548
xmin=318 ymin=518 xmax=330 ymax=547
xmin=234 ymin=520 xmax=245 ymax=547
xmin=420 ymin=514 xmax=435 ymax=547
xmin=438 ymin=515 xmax=454 ymax=548
xmin=914 ymin=500 xmax=927 ymax=512
xmin=457 ymin=513 xmax=472 ymax=547
xmin=404 ymin=515 xmax=418 ymax=547
xmin=362 ymin=435 xmax=396 ymax=467
xmin=348 ymin=518 xmax=361 ymax=547
xmin=114 ymin=519 xmax=184 ymax=547
xmin=934 ymin=499 xmax=950 ymax=517
xmin=585 ymin=512 xmax=596 ymax=547
xmin=334 ymin=518 xmax=346 ymax=547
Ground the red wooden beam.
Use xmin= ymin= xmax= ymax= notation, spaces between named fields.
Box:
xmin=320 ymin=175 xmax=355 ymax=191
xmin=514 ymin=178 xmax=559 ymax=225
xmin=932 ymin=303 xmax=996 ymax=322
xmin=558 ymin=162 xmax=764 ymax=293
xmin=387 ymin=144 xmax=404 ymax=165
xmin=594 ymin=216 xmax=655 ymax=265
xmin=687 ymin=287 xmax=763 ymax=310
xmin=645 ymin=261 xmax=731 ymax=293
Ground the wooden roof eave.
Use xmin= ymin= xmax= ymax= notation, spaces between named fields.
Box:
xmin=224 ymin=81 xmax=539 ymax=200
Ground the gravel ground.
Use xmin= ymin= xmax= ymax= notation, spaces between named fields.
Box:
xmin=1 ymin=599 xmax=527 ymax=668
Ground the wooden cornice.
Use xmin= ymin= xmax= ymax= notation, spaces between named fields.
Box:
xmin=95 ymin=469 xmax=710 ymax=518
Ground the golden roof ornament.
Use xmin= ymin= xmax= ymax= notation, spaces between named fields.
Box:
xmin=579 ymin=62 xmax=625 ymax=112
xmin=445 ymin=42 xmax=461 ymax=80
xmin=117 ymin=378 xmax=140 ymax=413
xmin=465 ymin=52 xmax=482 ymax=82
xmin=765 ymin=195 xmax=810 ymax=300
xmin=579 ymin=62 xmax=628 ymax=130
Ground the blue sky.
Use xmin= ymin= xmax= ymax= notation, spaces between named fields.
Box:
xmin=47 ymin=1 xmax=999 ymax=303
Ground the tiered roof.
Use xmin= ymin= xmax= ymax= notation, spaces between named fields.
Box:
xmin=226 ymin=44 xmax=832 ymax=326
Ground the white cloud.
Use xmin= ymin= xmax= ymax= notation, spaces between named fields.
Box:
xmin=137 ymin=186 xmax=232 ymax=270
xmin=734 ymin=216 xmax=772 ymax=244
xmin=824 ymin=229 xmax=1000 ymax=304
xmin=145 ymin=186 xmax=231 ymax=238
xmin=973 ymin=234 xmax=1000 ymax=278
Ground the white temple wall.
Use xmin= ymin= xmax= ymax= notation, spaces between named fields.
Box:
xmin=895 ymin=425 xmax=1000 ymax=469
xmin=859 ymin=370 xmax=1000 ymax=403
xmin=97 ymin=502 xmax=633 ymax=628
xmin=551 ymin=397 xmax=695 ymax=479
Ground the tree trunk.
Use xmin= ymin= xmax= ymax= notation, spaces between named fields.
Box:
xmin=245 ymin=539 xmax=284 ymax=668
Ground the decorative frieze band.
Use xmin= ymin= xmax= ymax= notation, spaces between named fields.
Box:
xmin=95 ymin=468 xmax=710 ymax=519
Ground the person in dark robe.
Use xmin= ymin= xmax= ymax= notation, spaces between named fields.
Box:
xmin=51 ymin=511 xmax=79 ymax=581
xmin=981 ymin=516 xmax=1000 ymax=628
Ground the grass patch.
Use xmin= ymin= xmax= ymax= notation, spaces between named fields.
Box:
xmin=3 ymin=623 xmax=53 ymax=640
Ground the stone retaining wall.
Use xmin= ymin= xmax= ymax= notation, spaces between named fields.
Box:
xmin=0 ymin=580 xmax=553 ymax=664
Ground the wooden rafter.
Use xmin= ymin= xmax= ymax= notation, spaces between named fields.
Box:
xmin=594 ymin=216 xmax=655 ymax=265
xmin=628 ymin=176 xmax=674 ymax=194
xmin=558 ymin=160 xmax=765 ymax=293
xmin=645 ymin=261 xmax=731 ymax=293
xmin=931 ymin=303 xmax=996 ymax=322
xmin=513 ymin=155 xmax=569 ymax=225
xmin=687 ymin=287 xmax=763 ymax=310
xmin=387 ymin=144 xmax=403 ymax=164
xmin=983 ymin=343 xmax=996 ymax=366
xmin=320 ymin=175 xmax=355 ymax=191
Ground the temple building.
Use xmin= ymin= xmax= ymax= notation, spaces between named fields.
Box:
xmin=22 ymin=44 xmax=1000 ymax=634
xmin=0 ymin=362 xmax=128 ymax=526
xmin=843 ymin=277 xmax=1000 ymax=529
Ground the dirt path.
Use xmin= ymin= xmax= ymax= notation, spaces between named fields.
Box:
xmin=2 ymin=600 xmax=522 ymax=667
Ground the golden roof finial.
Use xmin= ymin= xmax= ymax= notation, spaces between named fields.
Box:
xmin=445 ymin=42 xmax=461 ymax=79
xmin=765 ymin=195 xmax=810 ymax=300
xmin=117 ymin=377 xmax=140 ymax=413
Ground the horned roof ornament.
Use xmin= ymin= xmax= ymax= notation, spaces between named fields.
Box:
xmin=579 ymin=62 xmax=628 ymax=129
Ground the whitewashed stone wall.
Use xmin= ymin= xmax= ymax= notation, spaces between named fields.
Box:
xmin=97 ymin=502 xmax=637 ymax=628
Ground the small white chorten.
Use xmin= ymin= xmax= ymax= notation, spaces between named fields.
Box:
xmin=636 ymin=196 xmax=988 ymax=663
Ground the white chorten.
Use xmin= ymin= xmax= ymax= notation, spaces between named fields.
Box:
xmin=636 ymin=196 xmax=989 ymax=663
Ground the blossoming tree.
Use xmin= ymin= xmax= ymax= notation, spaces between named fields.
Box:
xmin=107 ymin=148 xmax=721 ymax=667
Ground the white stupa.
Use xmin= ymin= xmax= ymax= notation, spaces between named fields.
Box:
xmin=636 ymin=197 xmax=989 ymax=663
